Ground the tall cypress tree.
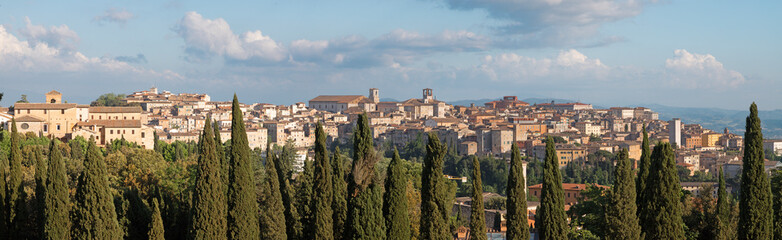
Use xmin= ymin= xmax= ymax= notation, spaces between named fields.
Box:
xmin=636 ymin=124 xmax=651 ymax=209
xmin=275 ymin=145 xmax=301 ymax=240
xmin=260 ymin=145 xmax=287 ymax=240
xmin=605 ymin=149 xmax=641 ymax=240
xmin=639 ymin=143 xmax=684 ymax=239
xmin=312 ymin=123 xmax=334 ymax=239
xmin=189 ymin=116 xmax=227 ymax=240
xmin=6 ymin=118 xmax=25 ymax=236
xmin=33 ymin=145 xmax=47 ymax=239
xmin=227 ymin=95 xmax=260 ymax=239
xmin=214 ymin=120 xmax=229 ymax=223
xmin=0 ymin=134 xmax=7 ymax=239
xmin=470 ymin=155 xmax=487 ymax=240
xmin=420 ymin=132 xmax=450 ymax=240
xmin=771 ymin=169 xmax=782 ymax=240
xmin=538 ymin=137 xmax=567 ymax=240
xmin=384 ymin=148 xmax=410 ymax=240
xmin=43 ymin=139 xmax=70 ymax=240
xmin=72 ymin=138 xmax=122 ymax=240
xmin=331 ymin=147 xmax=348 ymax=240
xmin=345 ymin=113 xmax=385 ymax=240
xmin=506 ymin=145 xmax=529 ymax=240
xmin=148 ymin=199 xmax=165 ymax=240
xmin=296 ymin=159 xmax=315 ymax=239
xmin=716 ymin=166 xmax=731 ymax=239
xmin=739 ymin=102 xmax=772 ymax=240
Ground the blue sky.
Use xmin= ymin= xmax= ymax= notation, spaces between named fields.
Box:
xmin=0 ymin=0 xmax=780 ymax=110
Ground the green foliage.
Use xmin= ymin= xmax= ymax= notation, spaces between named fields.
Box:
xmin=567 ymin=185 xmax=609 ymax=237
xmin=296 ymin=159 xmax=315 ymax=239
xmin=91 ymin=93 xmax=135 ymax=106
xmin=400 ymin=132 xmax=426 ymax=162
xmin=72 ymin=139 xmax=122 ymax=240
xmin=384 ymin=149 xmax=411 ymax=240
xmin=561 ymin=158 xmax=613 ymax=185
xmin=420 ymin=132 xmax=451 ymax=240
xmin=148 ymin=199 xmax=165 ymax=240
xmin=604 ymin=149 xmax=641 ymax=240
xmin=331 ymin=147 xmax=348 ymax=240
xmin=636 ymin=125 xmax=651 ymax=211
xmin=17 ymin=94 xmax=28 ymax=103
xmin=0 ymin=136 xmax=7 ymax=239
xmin=469 ymin=156 xmax=487 ymax=240
xmin=738 ymin=103 xmax=773 ymax=240
xmin=683 ymin=184 xmax=719 ymax=240
xmin=537 ymin=137 xmax=568 ymax=240
xmin=716 ymin=167 xmax=734 ymax=239
xmin=771 ymin=169 xmax=782 ymax=240
xmin=346 ymin=113 xmax=385 ymax=240
xmin=260 ymin=145 xmax=287 ymax=239
xmin=506 ymin=145 xmax=529 ymax=240
xmin=639 ymin=143 xmax=685 ymax=239
xmin=227 ymin=95 xmax=260 ymax=239
xmin=6 ymin=119 xmax=28 ymax=236
xmin=311 ymin=123 xmax=335 ymax=240
xmin=189 ymin=117 xmax=227 ymax=239
xmin=484 ymin=196 xmax=506 ymax=210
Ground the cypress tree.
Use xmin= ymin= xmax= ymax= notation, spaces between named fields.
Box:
xmin=227 ymin=95 xmax=260 ymax=239
xmin=43 ymin=140 xmax=69 ymax=240
xmin=6 ymin=118 xmax=25 ymax=236
xmin=260 ymin=145 xmax=287 ymax=240
xmin=331 ymin=147 xmax=348 ymax=240
xmin=772 ymin=169 xmax=782 ymax=240
xmin=189 ymin=116 xmax=227 ymax=240
xmin=384 ymin=148 xmax=410 ymax=240
xmin=148 ymin=199 xmax=165 ymax=240
xmin=716 ymin=166 xmax=731 ymax=239
xmin=420 ymin=132 xmax=450 ymax=240
xmin=506 ymin=145 xmax=529 ymax=240
xmin=738 ymin=102 xmax=772 ymax=240
xmin=345 ymin=113 xmax=385 ymax=240
xmin=72 ymin=138 xmax=122 ymax=240
xmin=296 ymin=159 xmax=315 ymax=239
xmin=639 ymin=143 xmax=684 ymax=239
xmin=214 ymin=121 xmax=229 ymax=221
xmin=538 ymin=137 xmax=568 ymax=240
xmin=470 ymin=156 xmax=487 ymax=240
xmin=636 ymin=124 xmax=651 ymax=209
xmin=312 ymin=123 xmax=334 ymax=239
xmin=0 ymin=135 xmax=6 ymax=239
xmin=276 ymin=146 xmax=301 ymax=240
xmin=605 ymin=149 xmax=642 ymax=240
xmin=33 ymin=145 xmax=47 ymax=239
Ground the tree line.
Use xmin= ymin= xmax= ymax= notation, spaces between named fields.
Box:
xmin=0 ymin=100 xmax=778 ymax=239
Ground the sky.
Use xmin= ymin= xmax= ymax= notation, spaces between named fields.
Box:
xmin=0 ymin=0 xmax=780 ymax=110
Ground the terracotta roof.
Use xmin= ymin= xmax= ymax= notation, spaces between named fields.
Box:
xmin=309 ymin=95 xmax=367 ymax=104
xmin=46 ymin=90 xmax=62 ymax=95
xmin=76 ymin=120 xmax=142 ymax=128
xmin=15 ymin=115 xmax=45 ymax=122
xmin=89 ymin=106 xmax=143 ymax=113
xmin=14 ymin=103 xmax=77 ymax=110
xmin=529 ymin=183 xmax=609 ymax=191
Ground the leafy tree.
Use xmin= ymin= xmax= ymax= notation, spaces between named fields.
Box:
xmin=72 ymin=139 xmax=122 ymax=240
xmin=345 ymin=113 xmax=385 ymax=240
xmin=567 ymin=185 xmax=609 ymax=237
xmin=91 ymin=93 xmax=134 ymax=106
xmin=506 ymin=145 xmax=529 ymax=240
xmin=17 ymin=94 xmax=28 ymax=103
xmin=189 ymin=117 xmax=227 ymax=239
xmin=226 ymin=95 xmax=260 ymax=239
xmin=537 ymin=137 xmax=568 ymax=240
xmin=605 ymin=149 xmax=641 ymax=240
xmin=331 ymin=146 xmax=348 ymax=240
xmin=639 ymin=143 xmax=684 ymax=239
xmin=420 ymin=132 xmax=450 ymax=240
xmin=683 ymin=184 xmax=718 ymax=240
xmin=469 ymin=156 xmax=487 ymax=240
xmin=148 ymin=199 xmax=165 ymax=240
xmin=384 ymin=148 xmax=410 ymax=240
xmin=260 ymin=145 xmax=287 ymax=239
xmin=738 ymin=103 xmax=772 ymax=240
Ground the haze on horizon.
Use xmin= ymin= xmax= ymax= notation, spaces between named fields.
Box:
xmin=0 ymin=1 xmax=780 ymax=110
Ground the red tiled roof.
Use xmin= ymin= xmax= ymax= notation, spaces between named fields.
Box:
xmin=309 ymin=95 xmax=367 ymax=104
xmin=14 ymin=103 xmax=77 ymax=110
xmin=89 ymin=106 xmax=143 ymax=113
xmin=76 ymin=120 xmax=142 ymax=128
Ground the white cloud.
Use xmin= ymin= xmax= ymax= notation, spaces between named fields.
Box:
xmin=18 ymin=17 xmax=80 ymax=50
xmin=174 ymin=12 xmax=286 ymax=62
xmin=664 ymin=49 xmax=745 ymax=88
xmin=477 ymin=49 xmax=609 ymax=81
xmin=93 ymin=8 xmax=135 ymax=25
xmin=441 ymin=0 xmax=648 ymax=47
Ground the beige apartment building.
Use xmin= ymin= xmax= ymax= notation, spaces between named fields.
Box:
xmin=13 ymin=91 xmax=82 ymax=137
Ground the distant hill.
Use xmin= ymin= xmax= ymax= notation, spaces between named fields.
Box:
xmin=445 ymin=97 xmax=580 ymax=107
xmin=642 ymin=104 xmax=782 ymax=139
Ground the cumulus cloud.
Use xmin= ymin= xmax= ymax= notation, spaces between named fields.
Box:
xmin=93 ymin=8 xmax=135 ymax=25
xmin=441 ymin=0 xmax=648 ymax=47
xmin=477 ymin=49 xmax=609 ymax=81
xmin=174 ymin=12 xmax=492 ymax=68
xmin=174 ymin=12 xmax=286 ymax=63
xmin=114 ymin=54 xmax=148 ymax=64
xmin=664 ymin=49 xmax=745 ymax=88
xmin=17 ymin=17 xmax=80 ymax=50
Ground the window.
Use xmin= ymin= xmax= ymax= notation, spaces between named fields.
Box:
xmin=110 ymin=130 xmax=114 ymax=134
xmin=56 ymin=124 xmax=60 ymax=130
xmin=141 ymin=132 xmax=145 ymax=138
xmin=43 ymin=125 xmax=48 ymax=132
xmin=124 ymin=117 xmax=127 ymax=120
xmin=44 ymin=110 xmax=47 ymax=114
xmin=27 ymin=110 xmax=30 ymax=114
xmin=99 ymin=116 xmax=102 ymax=120
xmin=21 ymin=123 xmax=29 ymax=130
xmin=132 ymin=130 xmax=135 ymax=134
xmin=61 ymin=110 xmax=65 ymax=114
xmin=123 ymin=130 xmax=126 ymax=134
